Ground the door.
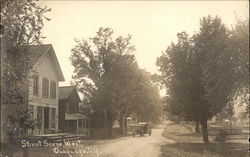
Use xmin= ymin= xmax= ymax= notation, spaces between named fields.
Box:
xmin=44 ymin=107 xmax=49 ymax=129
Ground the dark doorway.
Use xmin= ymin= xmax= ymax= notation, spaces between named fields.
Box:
xmin=65 ymin=120 xmax=77 ymax=134
xmin=44 ymin=107 xmax=49 ymax=129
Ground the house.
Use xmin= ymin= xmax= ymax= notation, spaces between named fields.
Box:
xmin=78 ymin=101 xmax=93 ymax=117
xmin=28 ymin=44 xmax=65 ymax=135
xmin=59 ymin=86 xmax=90 ymax=136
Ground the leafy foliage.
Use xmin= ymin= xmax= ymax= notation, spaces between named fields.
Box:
xmin=71 ymin=27 xmax=162 ymax=137
xmin=230 ymin=18 xmax=249 ymax=115
xmin=1 ymin=0 xmax=50 ymax=140
xmin=1 ymin=0 xmax=51 ymax=46
xmin=157 ymin=15 xmax=246 ymax=143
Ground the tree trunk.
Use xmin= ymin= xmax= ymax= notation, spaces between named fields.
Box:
xmin=107 ymin=120 xmax=113 ymax=139
xmin=124 ymin=107 xmax=128 ymax=134
xmin=195 ymin=121 xmax=200 ymax=133
xmin=106 ymin=111 xmax=113 ymax=139
xmin=103 ymin=109 xmax=108 ymax=128
xmin=7 ymin=139 xmax=14 ymax=157
xmin=201 ymin=120 xmax=209 ymax=143
xmin=241 ymin=115 xmax=244 ymax=128
xmin=119 ymin=116 xmax=124 ymax=134
xmin=124 ymin=115 xmax=128 ymax=134
xmin=1 ymin=105 xmax=13 ymax=157
xmin=229 ymin=116 xmax=232 ymax=134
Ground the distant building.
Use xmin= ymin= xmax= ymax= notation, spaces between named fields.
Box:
xmin=28 ymin=44 xmax=65 ymax=135
xmin=59 ymin=86 xmax=90 ymax=136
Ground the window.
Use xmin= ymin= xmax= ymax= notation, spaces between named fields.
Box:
xmin=33 ymin=76 xmax=39 ymax=96
xmin=37 ymin=106 xmax=43 ymax=124
xmin=66 ymin=103 xmax=71 ymax=113
xmin=37 ymin=106 xmax=43 ymax=134
xmin=50 ymin=81 xmax=56 ymax=99
xmin=44 ymin=107 xmax=49 ymax=129
xmin=51 ymin=108 xmax=56 ymax=128
xmin=66 ymin=103 xmax=69 ymax=113
xmin=42 ymin=78 xmax=49 ymax=98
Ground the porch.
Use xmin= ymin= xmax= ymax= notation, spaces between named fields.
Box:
xmin=65 ymin=113 xmax=90 ymax=136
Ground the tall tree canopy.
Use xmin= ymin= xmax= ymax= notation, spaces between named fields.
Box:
xmin=71 ymin=27 xmax=162 ymax=137
xmin=157 ymin=16 xmax=240 ymax=143
xmin=1 ymin=0 xmax=50 ymax=46
xmin=71 ymin=27 xmax=137 ymax=137
xmin=1 ymin=1 xmax=50 ymax=156
xmin=230 ymin=18 xmax=249 ymax=115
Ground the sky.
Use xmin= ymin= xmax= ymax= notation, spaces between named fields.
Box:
xmin=38 ymin=0 xmax=249 ymax=87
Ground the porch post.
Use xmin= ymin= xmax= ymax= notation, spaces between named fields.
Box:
xmin=81 ymin=120 xmax=83 ymax=136
xmin=88 ymin=119 xmax=90 ymax=135
xmin=76 ymin=119 xmax=79 ymax=135
xmin=42 ymin=107 xmax=44 ymax=134
xmin=84 ymin=119 xmax=86 ymax=136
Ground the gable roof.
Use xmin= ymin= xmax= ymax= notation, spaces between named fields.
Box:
xmin=19 ymin=44 xmax=65 ymax=81
xmin=59 ymin=86 xmax=81 ymax=101
xmin=29 ymin=44 xmax=52 ymax=64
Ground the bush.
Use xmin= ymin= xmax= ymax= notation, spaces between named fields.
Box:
xmin=214 ymin=130 xmax=228 ymax=143
xmin=92 ymin=128 xmax=109 ymax=139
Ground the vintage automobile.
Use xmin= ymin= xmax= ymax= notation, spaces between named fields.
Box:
xmin=132 ymin=122 xmax=152 ymax=137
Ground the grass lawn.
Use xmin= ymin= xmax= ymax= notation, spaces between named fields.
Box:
xmin=161 ymin=121 xmax=249 ymax=157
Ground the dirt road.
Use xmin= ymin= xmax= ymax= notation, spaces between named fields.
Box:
xmin=95 ymin=124 xmax=174 ymax=157
xmin=28 ymin=123 xmax=174 ymax=157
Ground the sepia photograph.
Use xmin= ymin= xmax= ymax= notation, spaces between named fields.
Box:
xmin=0 ymin=0 xmax=249 ymax=157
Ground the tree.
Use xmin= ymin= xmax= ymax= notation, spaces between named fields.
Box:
xmin=1 ymin=0 xmax=50 ymax=156
xmin=131 ymin=70 xmax=162 ymax=123
xmin=192 ymin=16 xmax=236 ymax=142
xmin=70 ymin=27 xmax=138 ymax=138
xmin=199 ymin=17 xmax=249 ymax=138
xmin=157 ymin=31 xmax=201 ymax=122
xmin=230 ymin=18 xmax=249 ymax=117
xmin=157 ymin=16 xmax=236 ymax=143
xmin=71 ymin=28 xmax=163 ymax=137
